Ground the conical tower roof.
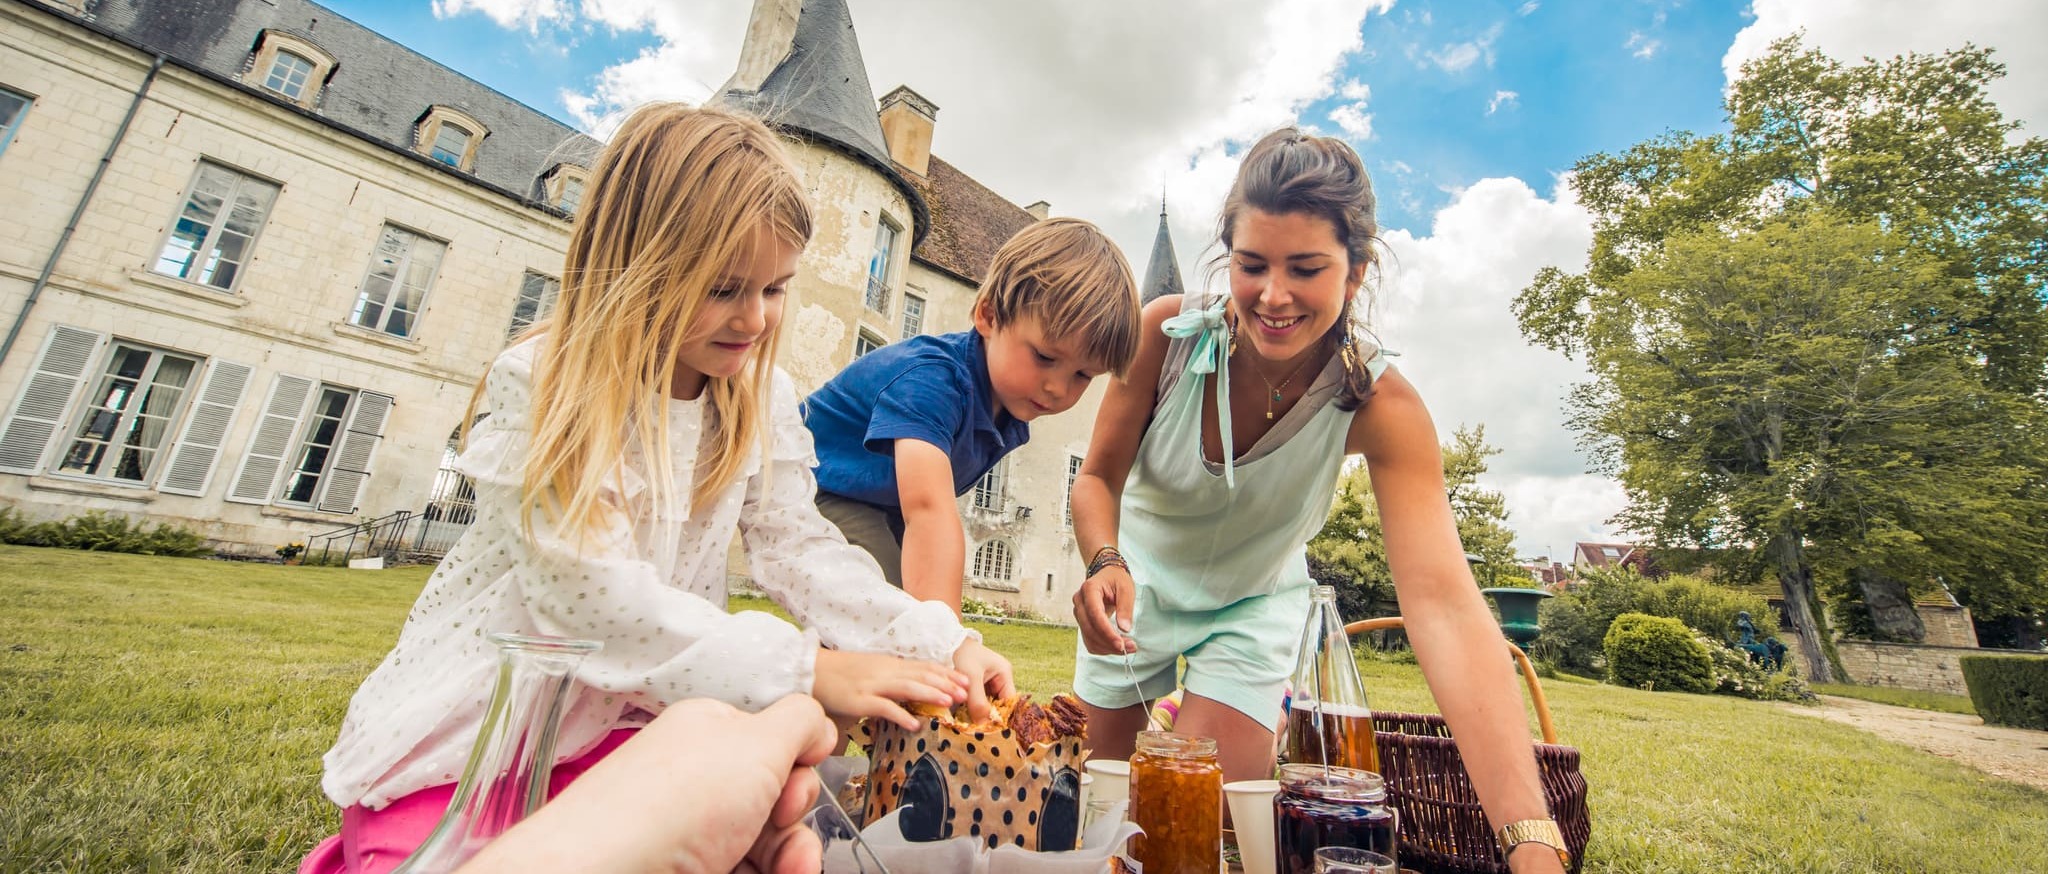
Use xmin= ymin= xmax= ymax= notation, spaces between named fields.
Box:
xmin=721 ymin=0 xmax=927 ymax=240
xmin=1141 ymin=199 xmax=1186 ymax=304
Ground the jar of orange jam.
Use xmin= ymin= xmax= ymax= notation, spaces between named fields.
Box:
xmin=1127 ymin=731 xmax=1222 ymax=874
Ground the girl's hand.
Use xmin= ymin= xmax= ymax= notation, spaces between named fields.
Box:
xmin=951 ymin=638 xmax=1016 ymax=722
xmin=1073 ymin=563 xmax=1137 ymax=656
xmin=813 ymin=649 xmax=969 ymax=731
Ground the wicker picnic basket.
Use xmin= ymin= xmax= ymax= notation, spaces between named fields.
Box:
xmin=1344 ymin=617 xmax=1590 ymax=874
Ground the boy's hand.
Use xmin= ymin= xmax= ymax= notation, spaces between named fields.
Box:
xmin=951 ymin=638 xmax=1016 ymax=722
xmin=813 ymin=649 xmax=970 ymax=731
xmin=1074 ymin=563 xmax=1137 ymax=656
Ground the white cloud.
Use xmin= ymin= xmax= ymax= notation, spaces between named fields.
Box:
xmin=1374 ymin=176 xmax=1618 ymax=556
xmin=1725 ymin=0 xmax=2048 ymax=133
xmin=1424 ymin=21 xmax=1504 ymax=73
xmin=1329 ymin=103 xmax=1375 ymax=140
xmin=1341 ymin=79 xmax=1371 ymax=101
xmin=1518 ymin=1 xmax=1540 ymax=15
xmin=1486 ymin=89 xmax=1519 ymax=115
xmin=432 ymin=0 xmax=572 ymax=31
xmin=1625 ymin=31 xmax=1662 ymax=59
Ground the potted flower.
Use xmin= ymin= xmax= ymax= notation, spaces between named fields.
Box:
xmin=277 ymin=542 xmax=306 ymax=566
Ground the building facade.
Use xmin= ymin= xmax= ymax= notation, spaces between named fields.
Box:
xmin=0 ymin=0 xmax=1144 ymax=618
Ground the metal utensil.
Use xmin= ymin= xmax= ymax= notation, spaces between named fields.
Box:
xmin=810 ymin=766 xmax=893 ymax=874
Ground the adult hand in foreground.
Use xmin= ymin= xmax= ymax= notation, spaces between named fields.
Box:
xmin=456 ymin=695 xmax=839 ymax=874
xmin=1073 ymin=562 xmax=1137 ymax=656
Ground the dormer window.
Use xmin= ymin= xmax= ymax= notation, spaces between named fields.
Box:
xmin=242 ymin=31 xmax=335 ymax=109
xmin=264 ymin=51 xmax=315 ymax=101
xmin=541 ymin=163 xmax=590 ymax=216
xmin=415 ymin=106 xmax=488 ymax=173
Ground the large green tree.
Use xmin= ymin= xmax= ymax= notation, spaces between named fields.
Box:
xmin=1308 ymin=425 xmax=1524 ymax=622
xmin=1515 ymin=38 xmax=2048 ymax=679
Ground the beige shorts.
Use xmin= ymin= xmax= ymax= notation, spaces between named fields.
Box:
xmin=815 ymin=492 xmax=906 ymax=589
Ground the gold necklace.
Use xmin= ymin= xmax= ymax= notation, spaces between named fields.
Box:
xmin=1243 ymin=340 xmax=1317 ymax=420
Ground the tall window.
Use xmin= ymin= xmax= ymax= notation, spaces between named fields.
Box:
xmin=901 ymin=293 xmax=925 ymax=339
xmin=972 ymin=540 xmax=1014 ymax=582
xmin=865 ymin=217 xmax=899 ymax=314
xmin=154 ymin=161 xmax=280 ymax=292
xmin=263 ymin=51 xmax=315 ymax=100
xmin=558 ymin=175 xmax=585 ymax=214
xmin=507 ymin=271 xmax=560 ymax=338
xmin=973 ymin=458 xmax=1007 ymax=512
xmin=279 ymin=386 xmax=354 ymax=505
xmin=429 ymin=123 xmax=472 ymax=167
xmin=1065 ymin=454 xmax=1083 ymax=525
xmin=351 ymin=224 xmax=446 ymax=339
xmin=55 ymin=344 xmax=199 ymax=484
xmin=0 ymin=87 xmax=30 ymax=159
xmin=854 ymin=330 xmax=884 ymax=359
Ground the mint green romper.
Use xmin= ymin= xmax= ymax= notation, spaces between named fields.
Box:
xmin=1072 ymin=294 xmax=1389 ymax=725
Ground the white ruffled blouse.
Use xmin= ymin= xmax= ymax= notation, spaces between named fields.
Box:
xmin=320 ymin=337 xmax=974 ymax=809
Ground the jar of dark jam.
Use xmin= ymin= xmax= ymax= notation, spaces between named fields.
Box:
xmin=1273 ymin=764 xmax=1396 ymax=874
xmin=1127 ymin=731 xmax=1222 ymax=874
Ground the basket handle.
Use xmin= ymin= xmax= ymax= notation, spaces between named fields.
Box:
xmin=1344 ymin=616 xmax=1560 ymax=745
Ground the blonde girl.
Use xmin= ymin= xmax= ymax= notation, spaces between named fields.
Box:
xmin=301 ymin=103 xmax=1012 ymax=874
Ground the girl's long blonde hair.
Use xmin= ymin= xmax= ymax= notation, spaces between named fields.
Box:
xmin=508 ymin=103 xmax=812 ymax=545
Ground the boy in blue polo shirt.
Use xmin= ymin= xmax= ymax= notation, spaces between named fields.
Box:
xmin=804 ymin=218 xmax=1141 ymax=614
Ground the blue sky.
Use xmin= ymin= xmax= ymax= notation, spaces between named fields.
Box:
xmin=313 ymin=0 xmax=2045 ymax=558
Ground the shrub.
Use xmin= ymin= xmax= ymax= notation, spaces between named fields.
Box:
xmin=1700 ymin=636 xmax=1813 ymax=702
xmin=1538 ymin=568 xmax=1777 ymax=673
xmin=1604 ymin=613 xmax=1713 ymax=693
xmin=0 ymin=509 xmax=210 ymax=557
xmin=1960 ymin=654 xmax=2048 ymax=730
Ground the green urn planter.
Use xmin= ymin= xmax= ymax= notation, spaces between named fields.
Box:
xmin=1481 ymin=587 xmax=1553 ymax=651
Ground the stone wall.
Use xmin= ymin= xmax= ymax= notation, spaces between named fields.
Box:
xmin=1917 ymin=602 xmax=1979 ymax=649
xmin=1837 ymin=641 xmax=1977 ymax=696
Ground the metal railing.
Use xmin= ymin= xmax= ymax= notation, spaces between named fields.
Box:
xmin=307 ymin=501 xmax=473 ymax=566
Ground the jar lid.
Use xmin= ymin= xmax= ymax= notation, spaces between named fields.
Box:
xmin=1277 ymin=764 xmax=1386 ymax=802
xmin=1135 ymin=730 xmax=1218 ymax=758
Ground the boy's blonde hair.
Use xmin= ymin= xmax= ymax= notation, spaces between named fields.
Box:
xmin=502 ymin=103 xmax=812 ymax=544
xmin=974 ymin=218 xmax=1141 ymax=377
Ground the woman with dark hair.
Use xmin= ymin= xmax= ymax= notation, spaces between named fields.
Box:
xmin=1068 ymin=128 xmax=1568 ymax=872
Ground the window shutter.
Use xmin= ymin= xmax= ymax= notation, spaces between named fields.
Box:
xmin=315 ymin=391 xmax=392 ymax=514
xmin=0 ymin=325 xmax=104 ymax=474
xmin=226 ymin=373 xmax=314 ymax=504
xmin=156 ymin=359 xmax=252 ymax=497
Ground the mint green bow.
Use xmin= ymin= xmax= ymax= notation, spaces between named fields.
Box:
xmin=1160 ymin=297 xmax=1235 ymax=488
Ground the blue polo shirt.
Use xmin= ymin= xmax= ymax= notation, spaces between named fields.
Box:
xmin=802 ymin=330 xmax=1030 ymax=507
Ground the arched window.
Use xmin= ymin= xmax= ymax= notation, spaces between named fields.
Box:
xmin=972 ymin=540 xmax=1014 ymax=582
xmin=415 ymin=106 xmax=489 ymax=172
xmin=243 ymin=31 xmax=336 ymax=108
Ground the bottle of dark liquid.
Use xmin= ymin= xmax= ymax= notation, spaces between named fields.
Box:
xmin=1273 ymin=764 xmax=1397 ymax=874
xmin=1277 ymin=585 xmax=1378 ymax=775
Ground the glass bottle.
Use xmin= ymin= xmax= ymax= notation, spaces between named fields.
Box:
xmin=1278 ymin=585 xmax=1378 ymax=774
xmin=1127 ymin=730 xmax=1223 ymax=874
xmin=1275 ymin=764 xmax=1397 ymax=874
xmin=391 ymin=632 xmax=602 ymax=873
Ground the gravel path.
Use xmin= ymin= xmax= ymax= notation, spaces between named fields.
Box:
xmin=1778 ymin=695 xmax=2048 ymax=792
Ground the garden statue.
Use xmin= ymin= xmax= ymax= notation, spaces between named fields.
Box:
xmin=1733 ymin=611 xmax=1776 ymax=668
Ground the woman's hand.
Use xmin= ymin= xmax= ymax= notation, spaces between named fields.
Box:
xmin=1072 ymin=563 xmax=1137 ymax=656
xmin=813 ymin=649 xmax=969 ymax=731
xmin=455 ymin=695 xmax=839 ymax=874
xmin=950 ymin=638 xmax=1016 ymax=722
xmin=1507 ymin=842 xmax=1569 ymax=873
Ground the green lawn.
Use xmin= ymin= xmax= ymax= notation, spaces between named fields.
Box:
xmin=4 ymin=545 xmax=2045 ymax=872
xmin=1809 ymin=683 xmax=1979 ymax=716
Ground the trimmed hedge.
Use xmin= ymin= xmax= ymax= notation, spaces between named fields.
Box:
xmin=1960 ymin=654 xmax=2048 ymax=730
xmin=1605 ymin=612 xmax=1714 ymax=693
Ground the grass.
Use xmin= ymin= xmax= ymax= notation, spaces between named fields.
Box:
xmin=4 ymin=545 xmax=2046 ymax=872
xmin=1810 ymin=683 xmax=1979 ymax=716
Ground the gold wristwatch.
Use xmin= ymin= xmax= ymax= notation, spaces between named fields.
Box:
xmin=1497 ymin=818 xmax=1570 ymax=865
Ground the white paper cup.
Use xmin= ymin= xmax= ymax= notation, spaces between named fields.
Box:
xmin=1083 ymin=759 xmax=1130 ymax=804
xmin=1223 ymin=779 xmax=1282 ymax=874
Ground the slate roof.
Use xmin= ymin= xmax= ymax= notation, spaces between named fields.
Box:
xmin=68 ymin=0 xmax=597 ymax=207
xmin=901 ymin=154 xmax=1036 ymax=286
xmin=719 ymin=0 xmax=928 ymax=244
xmin=1141 ymin=202 xmax=1185 ymax=304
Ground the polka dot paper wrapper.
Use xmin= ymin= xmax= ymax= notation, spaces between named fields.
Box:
xmin=860 ymin=695 xmax=1090 ymax=852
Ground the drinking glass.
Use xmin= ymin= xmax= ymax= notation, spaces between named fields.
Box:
xmin=1313 ymin=847 xmax=1396 ymax=873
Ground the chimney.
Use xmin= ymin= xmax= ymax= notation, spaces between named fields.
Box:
xmin=1023 ymin=201 xmax=1050 ymax=220
xmin=877 ymin=85 xmax=938 ymax=177
xmin=723 ymin=0 xmax=802 ymax=95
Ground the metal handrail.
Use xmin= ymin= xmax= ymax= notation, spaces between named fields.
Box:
xmin=309 ymin=509 xmax=412 ymax=565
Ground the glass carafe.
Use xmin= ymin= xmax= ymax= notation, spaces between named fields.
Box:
xmin=391 ymin=632 xmax=601 ymax=873
xmin=1278 ymin=586 xmax=1377 ymax=774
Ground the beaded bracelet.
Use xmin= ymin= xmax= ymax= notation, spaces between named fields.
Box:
xmin=1086 ymin=545 xmax=1127 ymax=578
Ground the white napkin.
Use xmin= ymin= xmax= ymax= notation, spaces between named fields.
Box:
xmin=822 ymin=804 xmax=1142 ymax=874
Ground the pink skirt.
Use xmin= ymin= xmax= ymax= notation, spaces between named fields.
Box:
xmin=298 ymin=728 xmax=637 ymax=874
